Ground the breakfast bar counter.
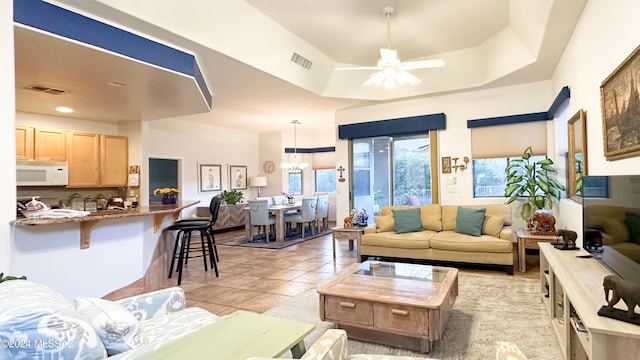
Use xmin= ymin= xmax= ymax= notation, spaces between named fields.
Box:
xmin=12 ymin=201 xmax=199 ymax=249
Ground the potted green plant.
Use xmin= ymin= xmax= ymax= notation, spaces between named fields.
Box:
xmin=505 ymin=146 xmax=565 ymax=220
xmin=0 ymin=273 xmax=26 ymax=283
xmin=220 ymin=190 xmax=244 ymax=205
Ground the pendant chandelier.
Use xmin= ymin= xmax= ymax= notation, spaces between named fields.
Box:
xmin=281 ymin=120 xmax=309 ymax=171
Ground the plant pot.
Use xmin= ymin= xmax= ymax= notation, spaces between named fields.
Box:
xmin=162 ymin=193 xmax=177 ymax=205
xmin=287 ymin=198 xmax=295 ymax=205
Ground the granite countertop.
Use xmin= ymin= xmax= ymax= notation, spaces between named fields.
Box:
xmin=12 ymin=201 xmax=199 ymax=226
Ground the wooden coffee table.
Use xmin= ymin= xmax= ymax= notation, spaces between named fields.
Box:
xmin=318 ymin=261 xmax=458 ymax=353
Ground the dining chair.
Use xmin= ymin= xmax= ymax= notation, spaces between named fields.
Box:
xmin=286 ymin=197 xmax=318 ymax=239
xmin=271 ymin=195 xmax=286 ymax=205
xmin=256 ymin=196 xmax=274 ymax=205
xmin=315 ymin=195 xmax=329 ymax=232
xmin=248 ymin=199 xmax=276 ymax=242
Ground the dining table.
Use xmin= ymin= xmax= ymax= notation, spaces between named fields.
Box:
xmin=244 ymin=201 xmax=301 ymax=242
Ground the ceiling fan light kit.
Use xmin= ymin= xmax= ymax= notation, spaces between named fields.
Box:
xmin=336 ymin=5 xmax=445 ymax=88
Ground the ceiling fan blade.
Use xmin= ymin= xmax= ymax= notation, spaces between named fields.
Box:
xmin=400 ymin=58 xmax=445 ymax=70
xmin=397 ymin=71 xmax=423 ymax=86
xmin=334 ymin=65 xmax=380 ymax=71
xmin=361 ymin=71 xmax=385 ymax=87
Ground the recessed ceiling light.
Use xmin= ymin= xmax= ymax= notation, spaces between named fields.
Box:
xmin=56 ymin=107 xmax=74 ymax=113
xmin=108 ymin=80 xmax=126 ymax=87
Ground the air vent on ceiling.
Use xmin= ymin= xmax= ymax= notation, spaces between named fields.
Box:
xmin=290 ymin=52 xmax=312 ymax=70
xmin=25 ymin=85 xmax=69 ymax=95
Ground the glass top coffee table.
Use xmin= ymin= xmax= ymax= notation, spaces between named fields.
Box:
xmin=318 ymin=261 xmax=458 ymax=353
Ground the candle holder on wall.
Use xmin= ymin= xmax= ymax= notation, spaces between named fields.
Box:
xmin=452 ymin=157 xmax=470 ymax=173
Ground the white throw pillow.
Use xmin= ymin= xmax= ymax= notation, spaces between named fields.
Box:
xmin=75 ymin=297 xmax=146 ymax=355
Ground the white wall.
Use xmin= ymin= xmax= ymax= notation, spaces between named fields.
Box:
xmin=552 ymin=0 xmax=640 ymax=243
xmin=1 ymin=0 xmax=15 ymax=272
xmin=335 ymin=81 xmax=554 ymax=223
xmin=147 ymin=116 xmax=260 ymax=218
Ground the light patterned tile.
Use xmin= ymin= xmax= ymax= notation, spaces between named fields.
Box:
xmin=238 ymin=293 xmax=291 ymax=313
xmin=267 ymin=281 xmax=315 ymax=296
xmin=265 ymin=269 xmax=308 ymax=281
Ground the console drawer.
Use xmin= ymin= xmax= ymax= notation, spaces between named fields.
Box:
xmin=374 ymin=303 xmax=429 ymax=336
xmin=323 ymin=296 xmax=373 ymax=326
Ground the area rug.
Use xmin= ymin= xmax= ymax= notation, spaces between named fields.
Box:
xmin=264 ymin=272 xmax=561 ymax=359
xmin=217 ymin=229 xmax=331 ymax=250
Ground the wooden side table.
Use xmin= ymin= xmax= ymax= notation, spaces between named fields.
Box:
xmin=516 ymin=228 xmax=557 ymax=272
xmin=331 ymin=226 xmax=365 ymax=259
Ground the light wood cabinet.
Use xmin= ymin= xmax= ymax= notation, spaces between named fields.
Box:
xmin=66 ymin=132 xmax=128 ymax=188
xmin=100 ymin=135 xmax=128 ymax=187
xmin=539 ymin=243 xmax=640 ymax=359
xmin=34 ymin=128 xmax=67 ymax=161
xmin=15 ymin=126 xmax=34 ymax=160
xmin=67 ymin=132 xmax=100 ymax=187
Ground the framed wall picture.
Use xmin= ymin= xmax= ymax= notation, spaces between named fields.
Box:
xmin=442 ymin=156 xmax=452 ymax=174
xmin=229 ymin=165 xmax=247 ymax=190
xmin=199 ymin=164 xmax=221 ymax=192
xmin=600 ymin=44 xmax=640 ymax=160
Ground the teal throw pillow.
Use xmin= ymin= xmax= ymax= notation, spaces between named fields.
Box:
xmin=392 ymin=208 xmax=422 ymax=234
xmin=625 ymin=212 xmax=640 ymax=244
xmin=455 ymin=207 xmax=486 ymax=236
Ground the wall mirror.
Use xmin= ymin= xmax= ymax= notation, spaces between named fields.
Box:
xmin=567 ymin=109 xmax=587 ymax=199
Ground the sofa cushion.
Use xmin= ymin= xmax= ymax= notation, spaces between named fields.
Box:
xmin=392 ymin=208 xmax=422 ymax=234
xmin=483 ymin=215 xmax=504 ymax=237
xmin=441 ymin=206 xmax=459 ymax=231
xmin=420 ymin=204 xmax=443 ymax=231
xmin=431 ymin=231 xmax=513 ymax=253
xmin=374 ymin=215 xmax=395 ymax=233
xmin=361 ymin=231 xmax=435 ymax=249
xmin=455 ymin=207 xmax=486 ymax=236
xmin=109 ymin=307 xmax=219 ymax=359
xmin=601 ymin=218 xmax=629 ymax=244
xmin=625 ymin=212 xmax=640 ymax=244
xmin=75 ymin=297 xmax=146 ymax=355
xmin=0 ymin=280 xmax=107 ymax=359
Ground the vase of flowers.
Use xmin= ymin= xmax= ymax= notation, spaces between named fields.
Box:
xmin=154 ymin=187 xmax=180 ymax=205
xmin=282 ymin=192 xmax=295 ymax=204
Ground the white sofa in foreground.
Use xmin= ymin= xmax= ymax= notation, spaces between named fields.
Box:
xmin=0 ymin=280 xmax=217 ymax=359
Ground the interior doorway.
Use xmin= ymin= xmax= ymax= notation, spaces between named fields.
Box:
xmin=149 ymin=158 xmax=180 ymax=203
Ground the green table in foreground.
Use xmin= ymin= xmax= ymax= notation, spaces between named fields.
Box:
xmin=139 ymin=310 xmax=315 ymax=359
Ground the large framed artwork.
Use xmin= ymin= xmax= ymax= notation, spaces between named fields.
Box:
xmin=199 ymin=164 xmax=221 ymax=192
xmin=600 ymin=44 xmax=640 ymax=161
xmin=229 ymin=165 xmax=247 ymax=190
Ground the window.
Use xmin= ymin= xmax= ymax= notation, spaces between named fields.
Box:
xmin=314 ymin=169 xmax=336 ymax=193
xmin=473 ymin=155 xmax=546 ymax=197
xmin=288 ymin=171 xmax=302 ymax=195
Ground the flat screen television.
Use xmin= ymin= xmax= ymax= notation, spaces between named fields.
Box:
xmin=582 ymin=175 xmax=640 ymax=286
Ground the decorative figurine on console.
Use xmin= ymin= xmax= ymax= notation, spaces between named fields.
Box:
xmin=597 ymin=274 xmax=640 ymax=325
xmin=527 ymin=209 xmax=556 ymax=235
xmin=553 ymin=229 xmax=579 ymax=250
xmin=343 ymin=216 xmax=353 ymax=228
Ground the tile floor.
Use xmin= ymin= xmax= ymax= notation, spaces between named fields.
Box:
xmin=109 ymin=227 xmax=541 ymax=316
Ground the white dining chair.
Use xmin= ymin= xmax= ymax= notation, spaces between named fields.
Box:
xmin=286 ymin=197 xmax=318 ymax=239
xmin=247 ymin=199 xmax=276 ymax=242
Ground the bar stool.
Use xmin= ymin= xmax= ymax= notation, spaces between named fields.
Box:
xmin=166 ymin=196 xmax=221 ymax=285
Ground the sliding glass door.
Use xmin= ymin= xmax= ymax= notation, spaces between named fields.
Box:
xmin=352 ymin=134 xmax=432 ymax=223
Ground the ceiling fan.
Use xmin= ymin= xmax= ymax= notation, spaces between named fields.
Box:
xmin=335 ymin=6 xmax=445 ymax=88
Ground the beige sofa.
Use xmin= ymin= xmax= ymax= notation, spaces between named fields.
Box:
xmin=360 ymin=204 xmax=514 ymax=274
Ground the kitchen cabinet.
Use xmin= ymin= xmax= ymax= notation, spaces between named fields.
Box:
xmin=15 ymin=126 xmax=34 ymax=160
xmin=67 ymin=132 xmax=128 ymax=187
xmin=100 ymin=135 xmax=128 ymax=186
xmin=15 ymin=126 xmax=66 ymax=161
xmin=34 ymin=128 xmax=67 ymax=161
xmin=67 ymin=131 xmax=100 ymax=187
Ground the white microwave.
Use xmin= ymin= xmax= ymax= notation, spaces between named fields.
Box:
xmin=16 ymin=161 xmax=69 ymax=186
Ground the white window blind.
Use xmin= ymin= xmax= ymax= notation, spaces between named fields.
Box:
xmin=312 ymin=152 xmax=335 ymax=169
xmin=471 ymin=121 xmax=547 ymax=158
